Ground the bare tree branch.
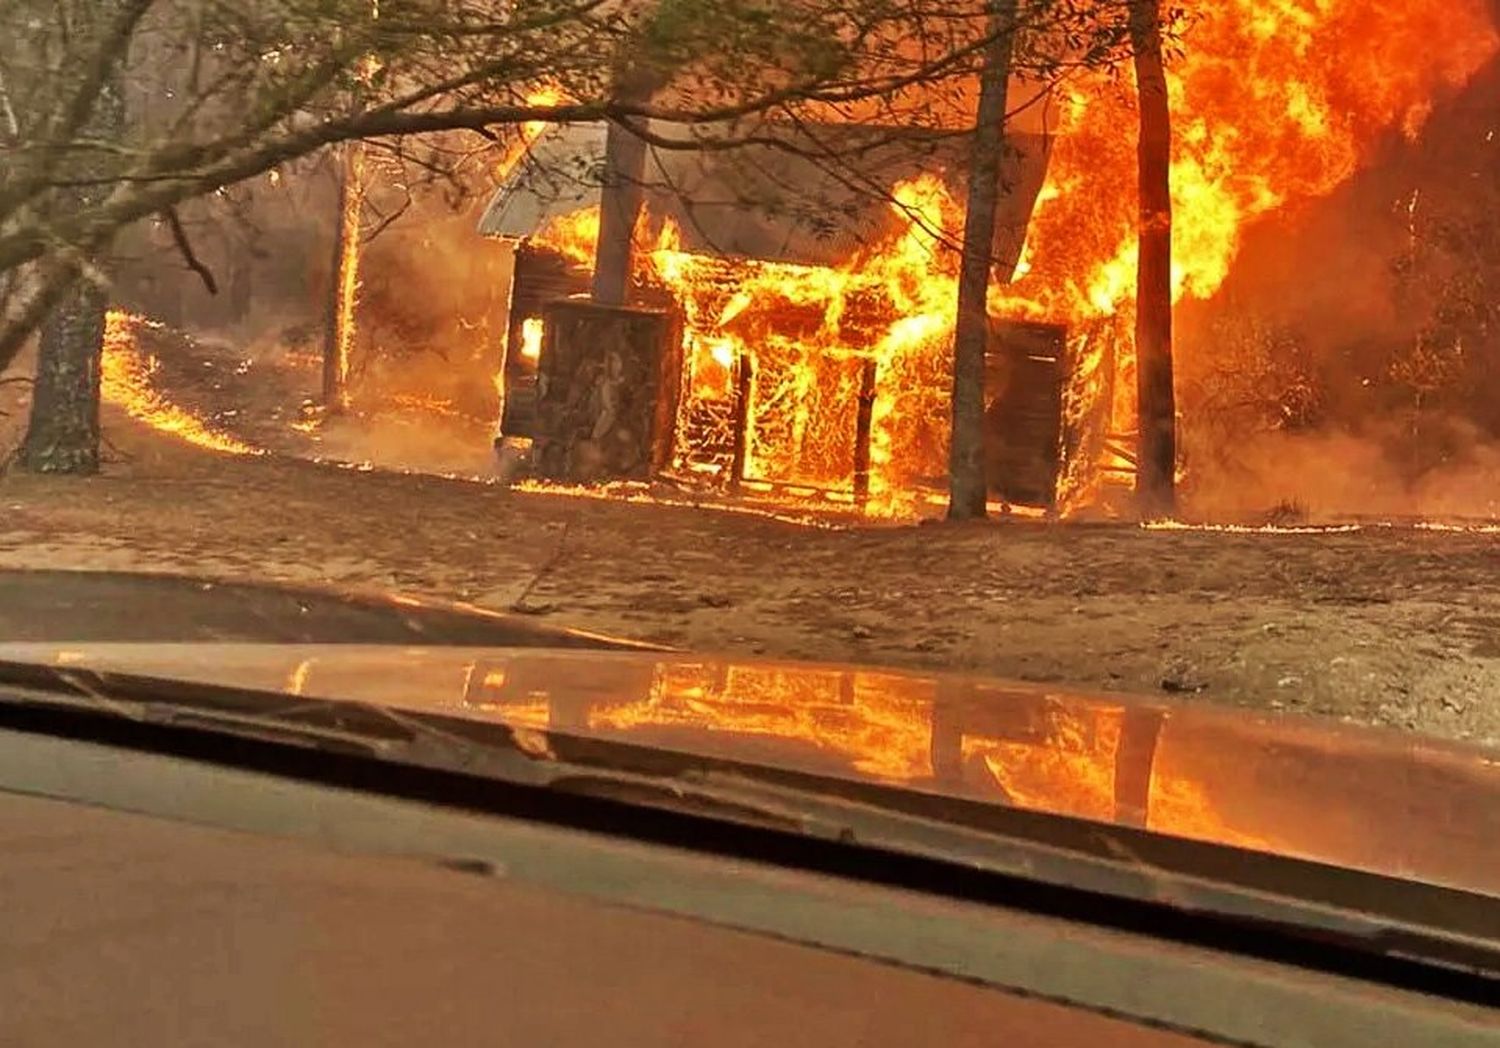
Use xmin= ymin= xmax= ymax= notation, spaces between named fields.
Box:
xmin=162 ymin=205 xmax=220 ymax=294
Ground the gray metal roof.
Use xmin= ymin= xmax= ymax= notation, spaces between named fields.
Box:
xmin=477 ymin=118 xmax=1052 ymax=279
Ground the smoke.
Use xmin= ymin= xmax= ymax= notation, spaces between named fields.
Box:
xmin=346 ymin=192 xmax=512 ymax=425
xmin=1181 ymin=424 xmax=1500 ymax=522
xmin=308 ymin=411 xmax=503 ymax=478
xmin=114 ymin=159 xmax=338 ymax=346
xmin=106 ymin=146 xmax=520 ymax=478
xmin=1176 ymin=51 xmax=1500 ymax=522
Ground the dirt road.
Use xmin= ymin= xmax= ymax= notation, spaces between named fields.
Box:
xmin=3 ymin=413 xmax=1500 ymax=749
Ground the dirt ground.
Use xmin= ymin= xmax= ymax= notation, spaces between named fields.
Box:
xmin=3 ymin=401 xmax=1500 ymax=751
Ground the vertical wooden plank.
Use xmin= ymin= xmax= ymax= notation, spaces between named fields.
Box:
xmin=728 ymin=351 xmax=754 ymax=493
xmin=853 ymin=357 xmax=878 ymax=506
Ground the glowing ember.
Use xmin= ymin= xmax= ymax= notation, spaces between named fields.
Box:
xmin=512 ymin=478 xmax=847 ymax=528
xmin=1142 ymin=520 xmax=1363 ymax=535
xmin=100 ymin=311 xmax=262 ymax=456
xmin=382 ymin=392 xmax=469 ymax=421
xmin=519 ymin=316 xmax=544 ymax=361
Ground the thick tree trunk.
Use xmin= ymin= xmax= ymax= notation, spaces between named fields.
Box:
xmin=1131 ymin=0 xmax=1177 ymax=518
xmin=18 ymin=279 xmax=108 ymax=474
xmin=947 ymin=2 xmax=1018 ymax=521
xmin=18 ymin=21 xmax=125 ymax=476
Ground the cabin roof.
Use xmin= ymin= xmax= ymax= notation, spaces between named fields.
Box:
xmin=477 ymin=119 xmax=1052 ymax=278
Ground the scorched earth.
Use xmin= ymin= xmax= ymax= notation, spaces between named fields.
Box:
xmin=2 ymin=372 xmax=1499 ymax=750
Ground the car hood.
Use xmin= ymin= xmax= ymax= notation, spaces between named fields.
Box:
xmin=0 ymin=638 xmax=1496 ymax=898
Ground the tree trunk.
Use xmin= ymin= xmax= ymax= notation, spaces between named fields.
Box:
xmin=1131 ymin=0 xmax=1177 ymax=518
xmin=18 ymin=279 xmax=108 ymax=474
xmin=18 ymin=22 xmax=126 ymax=476
xmin=592 ymin=118 xmax=649 ymax=307
xmin=947 ymin=2 xmax=1018 ymax=521
xmin=322 ymin=144 xmax=363 ymax=412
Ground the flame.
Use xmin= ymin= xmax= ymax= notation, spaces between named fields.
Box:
xmin=1002 ymin=0 xmax=1498 ymax=505
xmin=1001 ymin=1 xmax=1497 ymax=324
xmin=588 ymin=663 xmax=937 ymax=782
xmin=518 ymin=316 xmax=544 ymax=361
xmin=533 ymin=207 xmax=600 ymax=268
xmin=285 ymin=659 xmax=313 ymax=696
xmin=100 ymin=311 xmax=262 ymax=455
xmin=494 ymin=87 xmax=564 ymax=183
xmin=525 ymin=0 xmax=1497 ymax=515
xmin=963 ymin=710 xmax=1123 ymax=823
xmin=1147 ymin=774 xmax=1271 ymax=851
xmin=533 ymin=176 xmax=962 ymax=513
xmin=552 ymin=661 xmax=1267 ymax=848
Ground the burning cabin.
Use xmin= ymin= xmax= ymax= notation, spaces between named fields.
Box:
xmin=478 ymin=117 xmax=1065 ymax=513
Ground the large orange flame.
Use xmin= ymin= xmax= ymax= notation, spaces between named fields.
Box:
xmin=534 ymin=179 xmax=962 ymax=511
xmin=525 ymin=0 xmax=1498 ymax=514
xmin=1001 ymin=0 xmax=1499 ymax=505
xmin=1003 ymin=0 xmax=1499 ymax=321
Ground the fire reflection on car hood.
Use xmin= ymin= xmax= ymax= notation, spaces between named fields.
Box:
xmin=0 ymin=641 xmax=1495 ymax=897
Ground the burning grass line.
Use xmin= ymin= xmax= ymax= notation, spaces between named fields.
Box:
xmin=100 ymin=311 xmax=264 ymax=458
xmin=1142 ymin=520 xmax=1364 ymax=535
xmin=1144 ymin=520 xmax=1500 ymax=535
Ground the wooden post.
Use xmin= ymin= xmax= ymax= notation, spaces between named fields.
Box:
xmin=1131 ymin=0 xmax=1177 ymax=518
xmin=592 ymin=64 xmax=667 ymax=307
xmin=729 ymin=351 xmax=753 ymax=492
xmin=853 ymin=357 xmax=877 ymax=506
xmin=592 ymin=119 xmax=649 ymax=307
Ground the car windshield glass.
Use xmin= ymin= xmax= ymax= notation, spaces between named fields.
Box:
xmin=2 ymin=0 xmax=1499 ymax=910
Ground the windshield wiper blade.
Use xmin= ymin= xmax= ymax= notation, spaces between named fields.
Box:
xmin=0 ymin=658 xmax=588 ymax=784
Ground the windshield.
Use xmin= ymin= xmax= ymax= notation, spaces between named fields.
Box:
xmin=2 ymin=0 xmax=1498 ymax=911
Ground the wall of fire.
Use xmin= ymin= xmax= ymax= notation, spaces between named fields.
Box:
xmin=494 ymin=240 xmax=1068 ymax=513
